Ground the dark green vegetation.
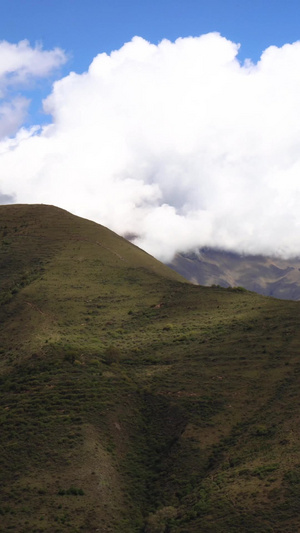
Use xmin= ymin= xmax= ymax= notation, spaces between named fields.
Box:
xmin=1 ymin=204 xmax=300 ymax=532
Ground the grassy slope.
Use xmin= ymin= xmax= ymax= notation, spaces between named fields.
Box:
xmin=1 ymin=205 xmax=300 ymax=532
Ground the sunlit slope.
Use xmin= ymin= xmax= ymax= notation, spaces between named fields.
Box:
xmin=0 ymin=203 xmax=184 ymax=359
xmin=0 ymin=203 xmax=183 ymax=292
xmin=1 ymin=205 xmax=300 ymax=532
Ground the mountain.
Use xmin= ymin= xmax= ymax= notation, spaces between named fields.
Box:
xmin=168 ymin=248 xmax=300 ymax=300
xmin=1 ymin=204 xmax=300 ymax=532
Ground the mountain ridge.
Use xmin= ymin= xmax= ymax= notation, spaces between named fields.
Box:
xmin=168 ymin=248 xmax=300 ymax=300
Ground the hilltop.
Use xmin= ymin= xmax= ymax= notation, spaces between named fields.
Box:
xmin=1 ymin=204 xmax=300 ymax=532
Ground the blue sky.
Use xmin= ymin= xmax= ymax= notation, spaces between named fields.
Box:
xmin=2 ymin=0 xmax=300 ymax=69
xmin=1 ymin=0 xmax=300 ymax=260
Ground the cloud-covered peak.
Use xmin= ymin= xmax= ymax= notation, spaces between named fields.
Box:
xmin=1 ymin=34 xmax=300 ymax=261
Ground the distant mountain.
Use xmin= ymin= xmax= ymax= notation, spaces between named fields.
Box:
xmin=168 ymin=248 xmax=300 ymax=300
xmin=2 ymin=205 xmax=300 ymax=532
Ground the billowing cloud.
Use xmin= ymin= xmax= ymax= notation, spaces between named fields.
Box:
xmin=0 ymin=40 xmax=66 ymax=139
xmin=1 ymin=34 xmax=300 ymax=261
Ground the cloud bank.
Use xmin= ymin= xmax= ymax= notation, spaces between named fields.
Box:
xmin=1 ymin=34 xmax=300 ymax=261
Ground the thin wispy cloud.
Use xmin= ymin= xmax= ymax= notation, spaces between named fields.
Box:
xmin=1 ymin=34 xmax=300 ymax=261
xmin=0 ymin=40 xmax=66 ymax=139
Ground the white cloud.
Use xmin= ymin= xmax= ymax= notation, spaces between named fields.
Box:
xmin=0 ymin=40 xmax=66 ymax=139
xmin=0 ymin=39 xmax=66 ymax=90
xmin=1 ymin=34 xmax=300 ymax=261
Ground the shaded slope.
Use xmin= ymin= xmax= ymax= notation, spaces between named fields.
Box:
xmin=1 ymin=205 xmax=300 ymax=532
xmin=168 ymin=248 xmax=300 ymax=300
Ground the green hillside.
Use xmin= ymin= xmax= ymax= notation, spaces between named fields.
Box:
xmin=1 ymin=204 xmax=300 ymax=532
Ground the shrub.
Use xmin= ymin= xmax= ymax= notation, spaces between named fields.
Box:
xmin=58 ymin=486 xmax=84 ymax=496
xmin=163 ymin=324 xmax=173 ymax=331
xmin=103 ymin=345 xmax=121 ymax=365
xmin=145 ymin=506 xmax=177 ymax=533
